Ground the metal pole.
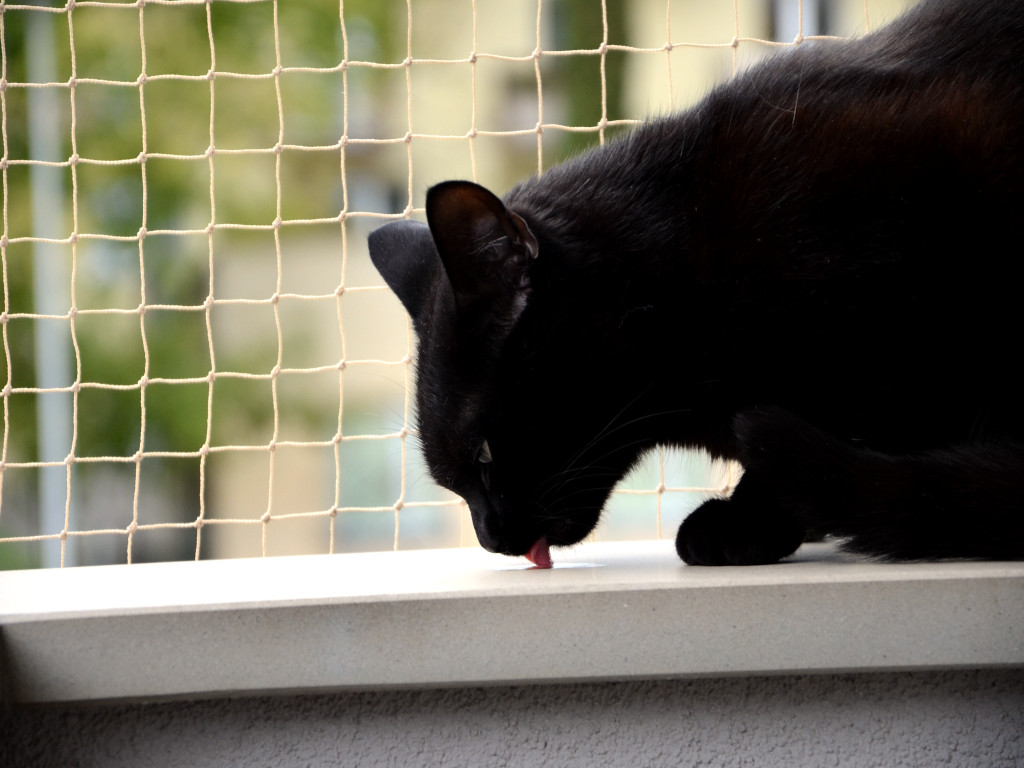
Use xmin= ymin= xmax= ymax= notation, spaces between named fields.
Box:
xmin=27 ymin=8 xmax=74 ymax=567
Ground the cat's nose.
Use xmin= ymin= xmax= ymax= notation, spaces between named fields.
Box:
xmin=471 ymin=514 xmax=511 ymax=555
xmin=462 ymin=490 xmax=503 ymax=553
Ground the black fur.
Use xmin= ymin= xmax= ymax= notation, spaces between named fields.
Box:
xmin=368 ymin=0 xmax=1024 ymax=566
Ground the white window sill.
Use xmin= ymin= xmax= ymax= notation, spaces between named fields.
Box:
xmin=2 ymin=540 xmax=1022 ymax=704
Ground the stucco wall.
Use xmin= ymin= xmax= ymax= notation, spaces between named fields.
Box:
xmin=4 ymin=669 xmax=1022 ymax=768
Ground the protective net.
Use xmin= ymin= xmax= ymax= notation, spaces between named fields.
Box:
xmin=0 ymin=0 xmax=909 ymax=568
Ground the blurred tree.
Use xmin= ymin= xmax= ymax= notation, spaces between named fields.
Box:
xmin=0 ymin=1 xmax=395 ymax=566
xmin=1 ymin=0 xmax=617 ymax=567
xmin=553 ymin=0 xmax=628 ymax=159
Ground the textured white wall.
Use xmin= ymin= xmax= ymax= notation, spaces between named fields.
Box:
xmin=3 ymin=670 xmax=1022 ymax=767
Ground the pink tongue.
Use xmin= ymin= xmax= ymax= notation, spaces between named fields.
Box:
xmin=525 ymin=537 xmax=553 ymax=569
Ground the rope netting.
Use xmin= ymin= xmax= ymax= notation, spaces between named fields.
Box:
xmin=0 ymin=0 xmax=906 ymax=568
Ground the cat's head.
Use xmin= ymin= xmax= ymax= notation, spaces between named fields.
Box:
xmin=369 ymin=181 xmax=644 ymax=560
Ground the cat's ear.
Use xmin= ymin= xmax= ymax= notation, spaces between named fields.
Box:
xmin=426 ymin=180 xmax=538 ymax=323
xmin=367 ymin=219 xmax=441 ymax=324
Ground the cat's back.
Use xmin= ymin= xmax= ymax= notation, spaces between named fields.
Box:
xmin=506 ymin=0 xmax=1022 ymax=252
xmin=862 ymin=0 xmax=1024 ymax=73
xmin=730 ymin=0 xmax=1023 ymax=103
xmin=714 ymin=0 xmax=1023 ymax=162
xmin=685 ymin=0 xmax=1023 ymax=272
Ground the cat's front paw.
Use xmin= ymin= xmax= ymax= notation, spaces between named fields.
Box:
xmin=675 ymin=497 xmax=805 ymax=566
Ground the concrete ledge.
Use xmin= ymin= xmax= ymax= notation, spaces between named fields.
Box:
xmin=2 ymin=540 xmax=1023 ymax=704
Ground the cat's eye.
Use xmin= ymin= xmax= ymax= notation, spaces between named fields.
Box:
xmin=477 ymin=440 xmax=493 ymax=491
xmin=477 ymin=440 xmax=493 ymax=465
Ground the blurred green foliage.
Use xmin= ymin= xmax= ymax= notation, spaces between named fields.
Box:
xmin=0 ymin=1 xmax=396 ymax=566
xmin=0 ymin=0 xmax=623 ymax=567
xmin=554 ymin=0 xmax=627 ymax=156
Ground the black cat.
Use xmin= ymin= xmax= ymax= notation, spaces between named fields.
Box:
xmin=368 ymin=0 xmax=1024 ymax=567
